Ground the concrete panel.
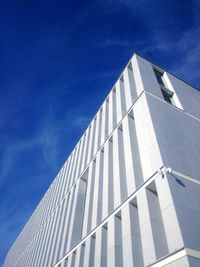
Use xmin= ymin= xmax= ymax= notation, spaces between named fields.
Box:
xmin=121 ymin=202 xmax=143 ymax=267
xmin=94 ymin=227 xmax=107 ymax=267
xmin=107 ymin=215 xmax=123 ymax=267
xmin=123 ymin=65 xmax=137 ymax=109
xmin=83 ymin=237 xmax=95 ymax=267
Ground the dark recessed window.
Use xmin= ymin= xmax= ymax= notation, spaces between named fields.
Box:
xmin=161 ymin=88 xmax=173 ymax=104
xmin=120 ymin=75 xmax=124 ymax=82
xmin=154 ymin=69 xmax=164 ymax=86
xmin=128 ymin=62 xmax=133 ymax=70
xmin=154 ymin=68 xmax=174 ymax=105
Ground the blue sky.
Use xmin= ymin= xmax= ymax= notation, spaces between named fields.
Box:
xmin=0 ymin=0 xmax=200 ymax=265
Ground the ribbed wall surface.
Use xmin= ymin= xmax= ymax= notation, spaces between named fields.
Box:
xmin=4 ymin=54 xmax=200 ymax=267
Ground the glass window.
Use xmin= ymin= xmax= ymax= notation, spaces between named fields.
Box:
xmin=154 ymin=68 xmax=175 ymax=105
xmin=154 ymin=69 xmax=164 ymax=86
xmin=161 ymin=89 xmax=173 ymax=104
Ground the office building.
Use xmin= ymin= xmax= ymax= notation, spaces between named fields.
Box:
xmin=4 ymin=54 xmax=200 ymax=267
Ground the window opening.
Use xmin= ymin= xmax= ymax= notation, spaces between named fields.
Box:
xmin=154 ymin=69 xmax=174 ymax=105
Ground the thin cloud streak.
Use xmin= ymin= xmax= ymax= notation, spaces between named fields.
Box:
xmin=141 ymin=27 xmax=200 ymax=86
xmin=0 ymin=138 xmax=42 ymax=185
xmin=73 ymin=116 xmax=91 ymax=130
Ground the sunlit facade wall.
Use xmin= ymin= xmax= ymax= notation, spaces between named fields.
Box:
xmin=4 ymin=54 xmax=200 ymax=267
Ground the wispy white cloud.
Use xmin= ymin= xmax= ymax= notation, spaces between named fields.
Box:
xmin=0 ymin=110 xmax=58 ymax=184
xmin=141 ymin=27 xmax=200 ymax=85
xmin=73 ymin=116 xmax=90 ymax=130
xmin=0 ymin=138 xmax=43 ymax=185
xmin=170 ymin=28 xmax=200 ymax=82
xmin=99 ymin=26 xmax=200 ymax=87
xmin=38 ymin=107 xmax=60 ymax=169
xmin=0 ymin=105 xmax=92 ymax=186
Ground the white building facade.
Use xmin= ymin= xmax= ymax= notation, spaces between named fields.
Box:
xmin=4 ymin=54 xmax=200 ymax=267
